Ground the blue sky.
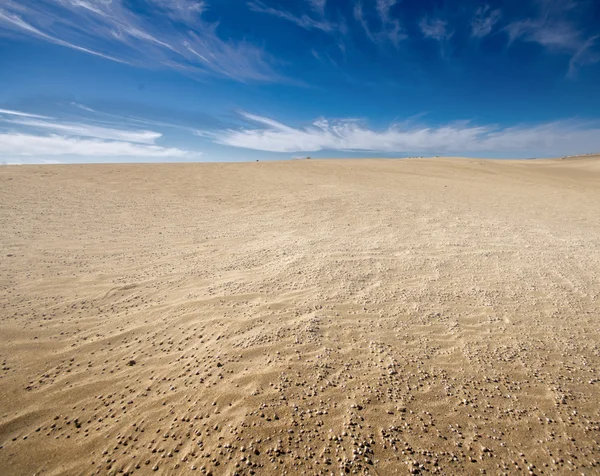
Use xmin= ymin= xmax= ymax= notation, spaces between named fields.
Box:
xmin=1 ymin=0 xmax=599 ymax=163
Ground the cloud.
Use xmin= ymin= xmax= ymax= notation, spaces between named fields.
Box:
xmin=0 ymin=0 xmax=278 ymax=82
xmin=0 ymin=107 xmax=195 ymax=159
xmin=0 ymin=133 xmax=192 ymax=157
xmin=150 ymin=0 xmax=207 ymax=24
xmin=70 ymin=102 xmax=97 ymax=113
xmin=504 ymin=0 xmax=599 ymax=75
xmin=247 ymin=0 xmax=337 ymax=33
xmin=353 ymin=0 xmax=406 ymax=47
xmin=202 ymin=112 xmax=600 ymax=156
xmin=353 ymin=2 xmax=375 ymax=43
xmin=0 ymin=108 xmax=52 ymax=119
xmin=419 ymin=17 xmax=452 ymax=42
xmin=419 ymin=16 xmax=453 ymax=58
xmin=375 ymin=0 xmax=405 ymax=47
xmin=471 ymin=5 xmax=501 ymax=38
xmin=4 ymin=118 xmax=163 ymax=144
xmin=0 ymin=158 xmax=65 ymax=165
xmin=247 ymin=1 xmax=349 ymax=66
xmin=308 ymin=0 xmax=327 ymax=16
xmin=0 ymin=8 xmax=128 ymax=64
xmin=568 ymin=35 xmax=600 ymax=78
xmin=506 ymin=20 xmax=581 ymax=50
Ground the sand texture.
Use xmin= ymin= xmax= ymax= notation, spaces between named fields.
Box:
xmin=1 ymin=157 xmax=600 ymax=475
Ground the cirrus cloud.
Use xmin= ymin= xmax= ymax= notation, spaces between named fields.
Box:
xmin=419 ymin=17 xmax=452 ymax=42
xmin=471 ymin=5 xmax=501 ymax=38
xmin=0 ymin=108 xmax=52 ymax=119
xmin=0 ymin=0 xmax=279 ymax=82
xmin=504 ymin=0 xmax=599 ymax=76
xmin=0 ymin=133 xmax=191 ymax=157
xmin=201 ymin=112 xmax=600 ymax=156
xmin=248 ymin=0 xmax=337 ymax=33
xmin=4 ymin=118 xmax=163 ymax=144
xmin=0 ymin=107 xmax=197 ymax=160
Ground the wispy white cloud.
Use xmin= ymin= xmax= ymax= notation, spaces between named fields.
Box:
xmin=419 ymin=17 xmax=452 ymax=42
xmin=59 ymin=101 xmax=213 ymax=135
xmin=0 ymin=0 xmax=278 ymax=82
xmin=471 ymin=5 xmax=501 ymax=38
xmin=0 ymin=106 xmax=196 ymax=159
xmin=202 ymin=111 xmax=600 ymax=156
xmin=504 ymin=0 xmax=599 ymax=75
xmin=247 ymin=0 xmax=337 ymax=33
xmin=568 ymin=35 xmax=600 ymax=78
xmin=308 ymin=0 xmax=327 ymax=16
xmin=150 ymin=0 xmax=207 ymax=24
xmin=353 ymin=2 xmax=375 ymax=43
xmin=0 ymin=133 xmax=191 ymax=158
xmin=1 ymin=158 xmax=65 ymax=165
xmin=4 ymin=118 xmax=163 ymax=144
xmin=0 ymin=8 xmax=128 ymax=63
xmin=0 ymin=108 xmax=52 ymax=119
xmin=248 ymin=0 xmax=349 ymax=66
xmin=419 ymin=16 xmax=453 ymax=58
xmin=375 ymin=0 xmax=405 ymax=47
xmin=506 ymin=20 xmax=581 ymax=50
xmin=70 ymin=102 xmax=97 ymax=113
xmin=353 ymin=0 xmax=405 ymax=47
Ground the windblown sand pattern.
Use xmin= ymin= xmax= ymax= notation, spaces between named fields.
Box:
xmin=1 ymin=157 xmax=599 ymax=475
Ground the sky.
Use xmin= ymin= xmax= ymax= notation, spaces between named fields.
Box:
xmin=1 ymin=0 xmax=600 ymax=163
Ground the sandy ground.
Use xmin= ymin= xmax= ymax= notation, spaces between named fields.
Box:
xmin=1 ymin=157 xmax=599 ymax=476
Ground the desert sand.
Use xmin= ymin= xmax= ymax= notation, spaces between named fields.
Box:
xmin=1 ymin=157 xmax=599 ymax=475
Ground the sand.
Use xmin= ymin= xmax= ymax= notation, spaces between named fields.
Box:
xmin=0 ymin=157 xmax=599 ymax=475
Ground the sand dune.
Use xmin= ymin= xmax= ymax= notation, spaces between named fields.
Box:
xmin=1 ymin=157 xmax=599 ymax=475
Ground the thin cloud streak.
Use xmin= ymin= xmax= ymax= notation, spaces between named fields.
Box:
xmin=0 ymin=133 xmax=192 ymax=157
xmin=505 ymin=20 xmax=581 ymax=50
xmin=0 ymin=8 xmax=129 ymax=64
xmin=60 ymin=101 xmax=211 ymax=136
xmin=568 ymin=35 xmax=600 ymax=78
xmin=471 ymin=5 xmax=501 ymax=38
xmin=309 ymin=0 xmax=327 ymax=16
xmin=203 ymin=112 xmax=600 ymax=156
xmin=0 ymin=105 xmax=197 ymax=159
xmin=0 ymin=108 xmax=53 ymax=119
xmin=0 ymin=0 xmax=279 ymax=82
xmin=375 ymin=0 xmax=405 ymax=46
xmin=420 ymin=17 xmax=452 ymax=42
xmin=248 ymin=1 xmax=336 ymax=32
xmin=419 ymin=16 xmax=453 ymax=58
xmin=1 ymin=158 xmax=65 ymax=165
xmin=150 ymin=0 xmax=207 ymax=24
xmin=4 ymin=118 xmax=163 ymax=144
xmin=353 ymin=3 xmax=376 ymax=43
xmin=353 ymin=1 xmax=406 ymax=47
xmin=504 ymin=0 xmax=599 ymax=75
